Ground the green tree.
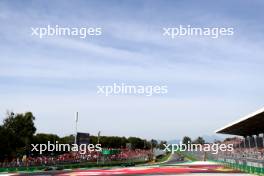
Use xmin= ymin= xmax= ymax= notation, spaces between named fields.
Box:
xmin=0 ymin=126 xmax=17 ymax=161
xmin=158 ymin=140 xmax=167 ymax=150
xmin=193 ymin=136 xmax=205 ymax=144
xmin=150 ymin=139 xmax=158 ymax=149
xmin=31 ymin=133 xmax=61 ymax=156
xmin=60 ymin=134 xmax=75 ymax=144
xmin=0 ymin=112 xmax=36 ymax=159
xmin=32 ymin=133 xmax=60 ymax=144
xmin=3 ymin=112 xmax=36 ymax=155
xmin=182 ymin=136 xmax=192 ymax=144
xmin=128 ymin=137 xmax=145 ymax=149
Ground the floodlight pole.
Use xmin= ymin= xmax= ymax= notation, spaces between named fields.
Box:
xmin=75 ymin=112 xmax=78 ymax=144
xmin=97 ymin=131 xmax=101 ymax=165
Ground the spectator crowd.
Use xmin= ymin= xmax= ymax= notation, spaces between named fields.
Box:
xmin=0 ymin=149 xmax=152 ymax=168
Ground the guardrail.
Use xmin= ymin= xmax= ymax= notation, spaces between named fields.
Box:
xmin=213 ymin=160 xmax=264 ymax=176
xmin=181 ymin=151 xmax=264 ymax=175
xmin=0 ymin=158 xmax=148 ymax=173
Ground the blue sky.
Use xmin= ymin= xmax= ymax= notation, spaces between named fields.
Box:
xmin=0 ymin=0 xmax=264 ymax=140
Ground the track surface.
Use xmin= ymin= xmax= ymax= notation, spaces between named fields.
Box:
xmin=10 ymin=154 xmax=254 ymax=175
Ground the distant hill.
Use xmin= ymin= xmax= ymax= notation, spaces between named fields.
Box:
xmin=202 ymin=135 xmax=224 ymax=143
xmin=167 ymin=135 xmax=224 ymax=144
xmin=167 ymin=139 xmax=181 ymax=144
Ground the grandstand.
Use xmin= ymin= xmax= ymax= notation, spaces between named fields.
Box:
xmin=215 ymin=107 xmax=264 ymax=174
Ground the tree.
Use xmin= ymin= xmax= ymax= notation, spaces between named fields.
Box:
xmin=158 ymin=140 xmax=167 ymax=150
xmin=128 ymin=137 xmax=145 ymax=149
xmin=32 ymin=133 xmax=60 ymax=144
xmin=2 ymin=112 xmax=36 ymax=156
xmin=0 ymin=126 xmax=17 ymax=161
xmin=193 ymin=136 xmax=205 ymax=145
xmin=150 ymin=139 xmax=158 ymax=149
xmin=60 ymin=135 xmax=75 ymax=144
xmin=31 ymin=133 xmax=61 ymax=156
xmin=182 ymin=136 xmax=192 ymax=144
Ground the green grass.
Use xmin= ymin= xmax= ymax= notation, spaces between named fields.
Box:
xmin=155 ymin=152 xmax=171 ymax=163
xmin=177 ymin=152 xmax=198 ymax=161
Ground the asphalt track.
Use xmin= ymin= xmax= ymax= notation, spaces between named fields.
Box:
xmin=8 ymin=154 xmax=254 ymax=176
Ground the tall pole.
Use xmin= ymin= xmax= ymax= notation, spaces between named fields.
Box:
xmin=248 ymin=136 xmax=251 ymax=148
xmin=97 ymin=131 xmax=101 ymax=165
xmin=254 ymin=135 xmax=258 ymax=149
xmin=262 ymin=133 xmax=264 ymax=148
xmin=244 ymin=136 xmax=246 ymax=148
xmin=97 ymin=131 xmax=100 ymax=144
xmin=75 ymin=112 xmax=78 ymax=144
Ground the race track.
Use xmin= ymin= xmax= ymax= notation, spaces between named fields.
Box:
xmin=14 ymin=154 xmax=254 ymax=176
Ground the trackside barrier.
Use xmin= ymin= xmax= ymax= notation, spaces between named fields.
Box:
xmin=0 ymin=159 xmax=148 ymax=173
xmin=211 ymin=160 xmax=264 ymax=176
xmin=180 ymin=152 xmax=264 ymax=176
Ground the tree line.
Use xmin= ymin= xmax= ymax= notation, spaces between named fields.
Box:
xmin=182 ymin=136 xmax=206 ymax=144
xmin=0 ymin=112 xmax=166 ymax=161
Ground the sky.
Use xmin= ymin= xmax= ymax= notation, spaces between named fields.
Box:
xmin=0 ymin=0 xmax=264 ymax=141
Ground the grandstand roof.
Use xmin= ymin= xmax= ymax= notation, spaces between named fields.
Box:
xmin=215 ymin=107 xmax=264 ymax=136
